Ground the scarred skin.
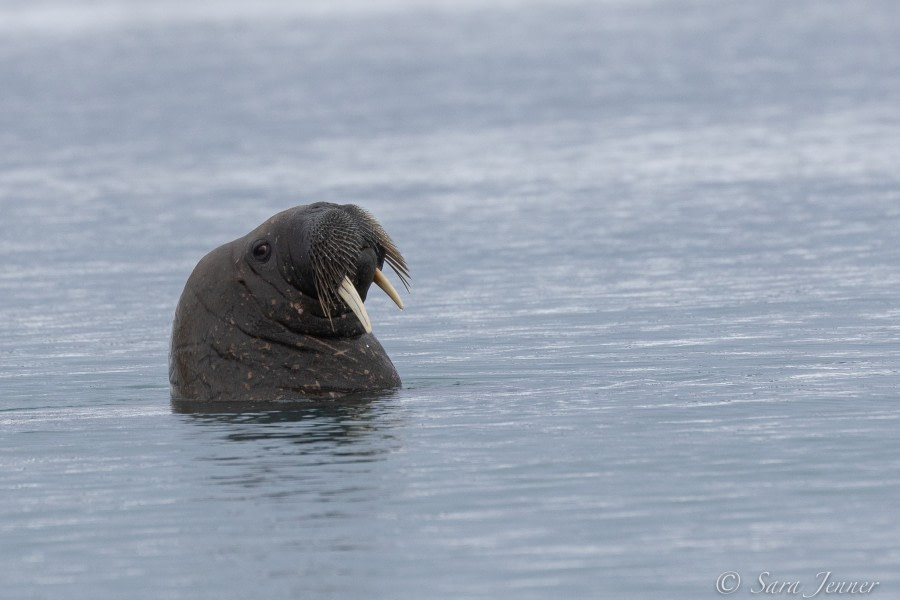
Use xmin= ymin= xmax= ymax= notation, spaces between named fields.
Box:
xmin=169 ymin=203 xmax=405 ymax=402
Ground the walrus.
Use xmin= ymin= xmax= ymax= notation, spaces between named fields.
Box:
xmin=169 ymin=202 xmax=409 ymax=402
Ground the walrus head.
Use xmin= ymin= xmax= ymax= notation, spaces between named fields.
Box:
xmin=253 ymin=202 xmax=409 ymax=333
xmin=169 ymin=202 xmax=410 ymax=402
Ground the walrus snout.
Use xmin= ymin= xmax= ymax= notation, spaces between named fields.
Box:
xmin=290 ymin=203 xmax=410 ymax=332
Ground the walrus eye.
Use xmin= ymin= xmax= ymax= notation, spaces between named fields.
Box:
xmin=251 ymin=240 xmax=271 ymax=262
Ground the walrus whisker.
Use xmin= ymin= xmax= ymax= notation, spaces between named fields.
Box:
xmin=336 ymin=276 xmax=373 ymax=333
xmin=343 ymin=205 xmax=410 ymax=292
xmin=382 ymin=247 xmax=410 ymax=292
xmin=308 ymin=209 xmax=365 ymax=324
xmin=374 ymin=230 xmax=410 ymax=292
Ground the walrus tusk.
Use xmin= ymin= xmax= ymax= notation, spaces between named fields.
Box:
xmin=337 ymin=276 xmax=373 ymax=334
xmin=373 ymin=268 xmax=404 ymax=310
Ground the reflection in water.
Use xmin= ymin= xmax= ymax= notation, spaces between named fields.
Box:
xmin=171 ymin=392 xmax=403 ymax=497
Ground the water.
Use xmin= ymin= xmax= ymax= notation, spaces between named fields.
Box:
xmin=2 ymin=1 xmax=899 ymax=598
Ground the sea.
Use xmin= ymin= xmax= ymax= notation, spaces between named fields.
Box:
xmin=1 ymin=1 xmax=899 ymax=598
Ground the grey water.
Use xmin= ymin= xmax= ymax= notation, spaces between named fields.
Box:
xmin=2 ymin=1 xmax=899 ymax=598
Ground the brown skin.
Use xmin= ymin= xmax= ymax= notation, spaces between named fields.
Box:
xmin=169 ymin=203 xmax=406 ymax=402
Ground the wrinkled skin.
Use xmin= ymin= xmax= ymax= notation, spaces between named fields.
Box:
xmin=169 ymin=203 xmax=406 ymax=402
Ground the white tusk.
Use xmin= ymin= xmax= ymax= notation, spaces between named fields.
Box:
xmin=373 ymin=268 xmax=404 ymax=310
xmin=337 ymin=276 xmax=372 ymax=334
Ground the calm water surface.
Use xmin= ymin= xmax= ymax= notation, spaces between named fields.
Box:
xmin=2 ymin=1 xmax=899 ymax=598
